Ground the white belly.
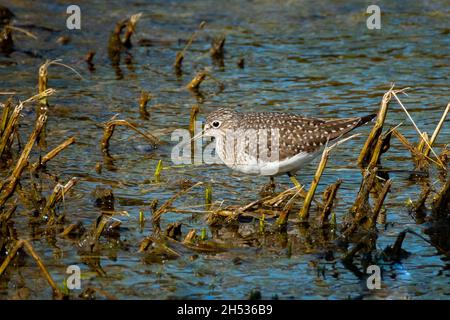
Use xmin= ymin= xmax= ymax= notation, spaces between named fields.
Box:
xmin=219 ymin=150 xmax=321 ymax=176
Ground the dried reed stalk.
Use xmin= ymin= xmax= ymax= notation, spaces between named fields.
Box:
xmin=174 ymin=21 xmax=206 ymax=71
xmin=0 ymin=240 xmax=64 ymax=299
xmin=101 ymin=119 xmax=159 ymax=155
xmin=358 ymin=86 xmax=394 ymax=165
xmin=0 ymin=114 xmax=47 ymax=207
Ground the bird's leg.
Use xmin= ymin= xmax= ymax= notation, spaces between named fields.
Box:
xmin=260 ymin=176 xmax=276 ymax=197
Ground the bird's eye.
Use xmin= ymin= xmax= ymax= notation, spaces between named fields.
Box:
xmin=212 ymin=121 xmax=221 ymax=128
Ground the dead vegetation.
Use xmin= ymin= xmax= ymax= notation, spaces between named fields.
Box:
xmin=0 ymin=3 xmax=448 ymax=299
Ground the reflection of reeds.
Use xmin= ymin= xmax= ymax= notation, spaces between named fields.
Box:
xmin=0 ymin=240 xmax=64 ymax=299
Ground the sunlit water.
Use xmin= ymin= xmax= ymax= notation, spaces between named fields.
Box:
xmin=0 ymin=0 xmax=449 ymax=299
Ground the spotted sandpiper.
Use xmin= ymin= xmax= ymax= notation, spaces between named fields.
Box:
xmin=203 ymin=108 xmax=376 ymax=188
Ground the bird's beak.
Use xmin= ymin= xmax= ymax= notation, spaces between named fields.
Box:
xmin=179 ymin=129 xmax=205 ymax=148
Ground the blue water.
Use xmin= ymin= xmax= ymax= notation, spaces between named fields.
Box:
xmin=0 ymin=0 xmax=449 ymax=299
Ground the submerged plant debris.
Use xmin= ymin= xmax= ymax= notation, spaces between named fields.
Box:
xmin=0 ymin=1 xmax=449 ymax=300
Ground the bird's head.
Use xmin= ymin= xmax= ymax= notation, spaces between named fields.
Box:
xmin=203 ymin=108 xmax=238 ymax=137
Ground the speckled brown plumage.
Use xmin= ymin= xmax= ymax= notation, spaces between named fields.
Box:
xmin=205 ymin=108 xmax=376 ymax=162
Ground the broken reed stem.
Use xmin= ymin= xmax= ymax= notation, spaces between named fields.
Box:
xmin=276 ymin=186 xmax=304 ymax=227
xmin=368 ymin=129 xmax=392 ymax=169
xmin=183 ymin=229 xmax=197 ymax=244
xmin=186 ymin=70 xmax=207 ymax=91
xmin=0 ymin=240 xmax=64 ymax=299
xmin=299 ymin=148 xmax=330 ymax=222
xmin=417 ymin=132 xmax=429 ymax=153
xmin=152 ymin=182 xmax=203 ymax=225
xmin=0 ymin=240 xmax=24 ymax=276
xmin=189 ymin=104 xmax=200 ymax=137
xmin=154 ymin=159 xmax=163 ymax=181
xmin=85 ymin=51 xmax=95 ymax=64
xmin=369 ymin=179 xmax=392 ymax=228
xmin=409 ymin=184 xmax=431 ymax=214
xmin=31 ymin=136 xmax=75 ymax=172
xmin=432 ymin=177 xmax=450 ymax=218
xmin=0 ymin=114 xmax=47 ymax=207
xmin=5 ymin=26 xmax=37 ymax=40
xmin=41 ymin=177 xmax=79 ymax=222
xmin=319 ymin=179 xmax=342 ymax=226
xmin=138 ymin=236 xmax=153 ymax=252
xmin=0 ymin=202 xmax=17 ymax=221
xmin=0 ymin=102 xmax=22 ymax=157
xmin=351 ymin=167 xmax=377 ymax=216
xmin=38 ymin=62 xmax=50 ymax=108
xmin=93 ymin=214 xmax=110 ymax=241
xmin=186 ymin=70 xmax=224 ymax=92
xmin=139 ymin=91 xmax=151 ymax=119
xmin=391 ymin=91 xmax=445 ymax=169
xmin=358 ymin=87 xmax=393 ymax=165
xmin=298 ymin=134 xmax=360 ymax=222
xmin=38 ymin=60 xmax=81 ymax=108
xmin=101 ymin=119 xmax=159 ymax=155
xmin=210 ymin=35 xmax=226 ymax=58
xmin=22 ymin=240 xmax=64 ymax=299
xmin=424 ymin=102 xmax=449 ymax=157
xmin=205 ymin=184 xmax=212 ymax=208
xmin=275 ymin=210 xmax=289 ymax=227
xmin=342 ymin=169 xmax=379 ymax=238
xmin=342 ymin=239 xmax=367 ymax=264
xmin=174 ymin=21 xmax=206 ymax=70
xmin=37 ymin=65 xmax=78 ymax=147
xmin=123 ymin=13 xmax=142 ymax=47
xmin=59 ymin=223 xmax=80 ymax=237
xmin=0 ymin=90 xmax=55 ymax=158
xmin=391 ymin=129 xmax=440 ymax=167
xmin=0 ymin=98 xmax=12 ymax=136
xmin=0 ymin=240 xmax=23 ymax=277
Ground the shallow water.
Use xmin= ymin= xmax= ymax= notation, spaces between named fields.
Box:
xmin=0 ymin=0 xmax=449 ymax=299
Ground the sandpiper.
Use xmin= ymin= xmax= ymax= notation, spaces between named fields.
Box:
xmin=203 ymin=108 xmax=376 ymax=186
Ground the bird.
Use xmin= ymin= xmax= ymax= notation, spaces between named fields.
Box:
xmin=203 ymin=107 xmax=376 ymax=188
